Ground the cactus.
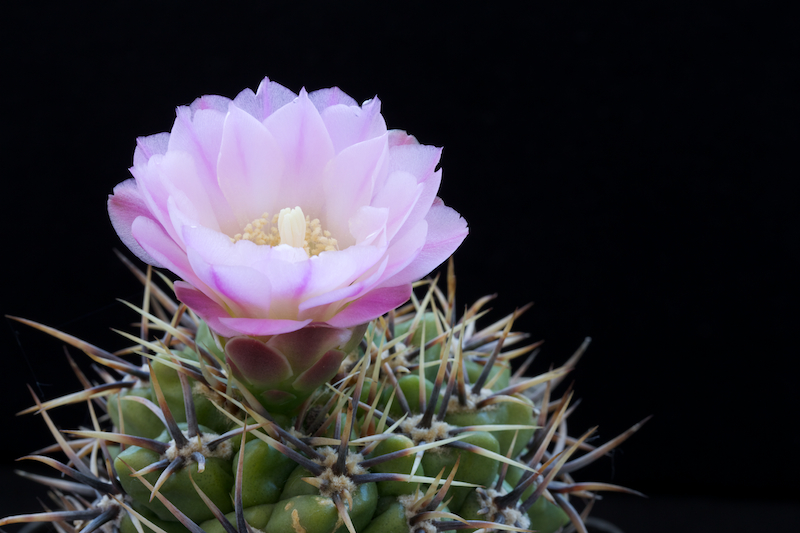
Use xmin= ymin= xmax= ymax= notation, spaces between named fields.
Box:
xmin=2 ymin=257 xmax=647 ymax=533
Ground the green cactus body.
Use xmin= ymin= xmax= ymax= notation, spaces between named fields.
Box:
xmin=367 ymin=435 xmax=425 ymax=496
xmin=234 ymin=438 xmax=299 ymax=506
xmin=360 ymin=501 xmax=407 ymax=533
xmin=2 ymin=273 xmax=645 ymax=533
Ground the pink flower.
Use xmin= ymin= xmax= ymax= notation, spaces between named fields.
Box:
xmin=109 ymin=78 xmax=467 ymax=338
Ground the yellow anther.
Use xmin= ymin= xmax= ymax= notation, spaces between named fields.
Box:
xmin=230 ymin=208 xmax=339 ymax=257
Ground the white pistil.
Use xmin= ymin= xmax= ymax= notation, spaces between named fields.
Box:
xmin=278 ymin=206 xmax=308 ymax=250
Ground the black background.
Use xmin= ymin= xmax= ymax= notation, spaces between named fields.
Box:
xmin=1 ymin=1 xmax=798 ymax=531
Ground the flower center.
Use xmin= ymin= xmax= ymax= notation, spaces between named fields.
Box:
xmin=230 ymin=206 xmax=338 ymax=257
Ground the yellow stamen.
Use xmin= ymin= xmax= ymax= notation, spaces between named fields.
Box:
xmin=230 ymin=208 xmax=338 ymax=257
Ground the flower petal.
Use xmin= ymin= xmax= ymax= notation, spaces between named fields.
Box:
xmin=204 ymin=262 xmax=273 ymax=319
xmin=370 ymin=170 xmax=424 ymax=241
xmin=262 ymin=89 xmax=335 ymax=216
xmin=217 ymin=104 xmax=285 ymax=226
xmin=374 ymin=219 xmax=428 ymax=285
xmin=348 ymin=206 xmax=388 ymax=247
xmin=308 ymin=86 xmax=358 ymax=112
xmin=298 ymin=256 xmax=389 ymax=320
xmin=131 ymin=216 xmax=205 ymax=291
xmin=108 ymin=179 xmax=164 ymax=268
xmin=381 ymin=198 xmax=468 ymax=287
xmin=168 ymin=105 xmax=238 ymax=231
xmin=218 ymin=316 xmax=312 ymax=336
xmin=232 ymin=77 xmax=297 ymax=122
xmin=324 ymin=285 xmax=412 ymax=328
xmin=133 ymin=132 xmax=170 ymax=167
xmin=323 ymin=132 xmax=388 ymax=243
xmin=319 ymin=96 xmax=387 ymax=153
xmin=173 ymin=281 xmax=241 ymax=337
xmin=296 ymin=250 xmax=389 ymax=314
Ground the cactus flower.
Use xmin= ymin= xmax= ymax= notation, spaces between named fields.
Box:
xmin=109 ymin=77 xmax=467 ymax=339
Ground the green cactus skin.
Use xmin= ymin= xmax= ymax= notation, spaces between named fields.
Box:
xmin=267 ymin=482 xmax=378 ymax=533
xmin=200 ymin=504 xmax=275 ymax=533
xmin=233 ymin=438 xmax=299 ymax=507
xmin=108 ymin=387 xmax=164 ymax=439
xmin=1 ymin=270 xmax=646 ymax=533
xmin=366 ymin=435 xmax=425 ymax=496
xmin=360 ymin=501 xmax=407 ymax=533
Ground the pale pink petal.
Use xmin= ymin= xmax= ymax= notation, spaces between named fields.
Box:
xmin=370 ymin=170 xmax=424 ymax=241
xmin=348 ymin=206 xmax=388 ymax=247
xmin=373 ymin=219 xmax=428 ymax=285
xmin=324 ymin=285 xmax=412 ymax=328
xmin=218 ymin=316 xmax=312 ymax=336
xmin=308 ymin=87 xmax=358 ymax=112
xmin=373 ymin=141 xmax=441 ymax=194
xmin=108 ymin=179 xmax=164 ymax=268
xmin=159 ymin=150 xmax=223 ymax=232
xmin=381 ymin=168 xmax=441 ymax=244
xmin=298 ymin=256 xmax=389 ymax=318
xmin=133 ymin=132 xmax=170 ymax=167
xmin=319 ymin=97 xmax=387 ymax=153
xmin=386 ymin=142 xmax=441 ymax=180
xmin=217 ymin=104 xmax=285 ymax=226
xmin=380 ymin=199 xmax=468 ymax=287
xmin=182 ymin=227 xmax=268 ymax=314
xmin=166 ymin=195 xmax=203 ymax=250
xmin=262 ymin=89 xmax=335 ymax=215
xmin=204 ymin=262 xmax=273 ymax=319
xmin=391 ymin=168 xmax=442 ymax=241
xmin=130 ymin=155 xmax=175 ymax=243
xmin=182 ymin=226 xmax=311 ymax=319
xmin=293 ymin=244 xmax=389 ymax=309
xmin=241 ymin=77 xmax=298 ymax=121
xmin=190 ymin=94 xmax=231 ymax=114
xmin=131 ymin=217 xmax=204 ymax=290
xmin=252 ymin=253 xmax=312 ymax=319
xmin=232 ymin=78 xmax=297 ymax=122
xmin=176 ymin=280 xmax=311 ymax=338
xmin=173 ymin=281 xmax=242 ymax=338
xmin=182 ymin=225 xmax=271 ymax=267
xmin=387 ymin=130 xmax=420 ymax=147
xmin=323 ymin=132 xmax=388 ymax=243
xmin=168 ymin=106 xmax=238 ymax=230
